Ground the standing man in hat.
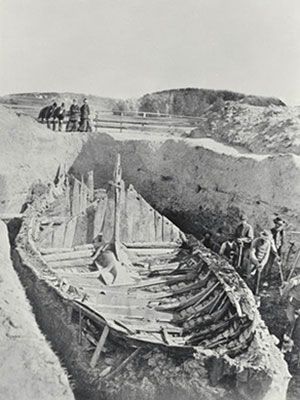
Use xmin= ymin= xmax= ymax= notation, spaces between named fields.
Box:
xmin=80 ymin=98 xmax=92 ymax=132
xmin=264 ymin=217 xmax=285 ymax=281
xmin=45 ymin=102 xmax=57 ymax=129
xmin=234 ymin=213 xmax=254 ymax=273
xmin=249 ymin=230 xmax=279 ymax=291
xmin=53 ymin=102 xmax=66 ymax=131
xmin=219 ymin=233 xmax=239 ymax=266
xmin=67 ymin=99 xmax=80 ymax=132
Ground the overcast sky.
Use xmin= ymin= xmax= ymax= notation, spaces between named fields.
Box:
xmin=0 ymin=0 xmax=299 ymax=104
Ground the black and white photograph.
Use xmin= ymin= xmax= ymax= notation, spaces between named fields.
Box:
xmin=0 ymin=1 xmax=300 ymax=399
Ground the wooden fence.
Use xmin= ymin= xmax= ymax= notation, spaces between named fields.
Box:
xmin=2 ymin=103 xmax=204 ymax=134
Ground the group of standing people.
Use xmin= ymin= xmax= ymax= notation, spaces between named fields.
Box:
xmin=203 ymin=214 xmax=285 ymax=292
xmin=38 ymin=98 xmax=92 ymax=132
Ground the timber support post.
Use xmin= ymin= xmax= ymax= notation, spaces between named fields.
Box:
xmin=90 ymin=324 xmax=110 ymax=368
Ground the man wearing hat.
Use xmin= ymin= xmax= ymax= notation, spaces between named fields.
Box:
xmin=67 ymin=99 xmax=80 ymax=132
xmin=219 ymin=233 xmax=238 ymax=266
xmin=80 ymin=98 xmax=92 ymax=132
xmin=271 ymin=217 xmax=285 ymax=257
xmin=234 ymin=213 xmax=254 ymax=271
xmin=249 ymin=230 xmax=279 ymax=289
xmin=263 ymin=217 xmax=285 ymax=280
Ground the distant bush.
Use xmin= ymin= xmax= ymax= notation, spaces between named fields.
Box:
xmin=138 ymin=88 xmax=285 ymax=117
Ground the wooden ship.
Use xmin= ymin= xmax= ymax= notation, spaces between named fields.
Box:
xmin=17 ymin=155 xmax=258 ymax=378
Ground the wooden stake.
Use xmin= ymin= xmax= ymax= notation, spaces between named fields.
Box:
xmin=90 ymin=325 xmax=110 ymax=368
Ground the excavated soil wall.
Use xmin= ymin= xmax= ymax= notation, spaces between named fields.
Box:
xmin=0 ymin=106 xmax=86 ymax=213
xmin=70 ymin=133 xmax=300 ymax=241
xmin=0 ymin=220 xmax=74 ymax=400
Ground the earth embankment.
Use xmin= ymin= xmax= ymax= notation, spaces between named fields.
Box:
xmin=69 ymin=131 xmax=300 ymax=240
xmin=0 ymin=220 xmax=74 ymax=400
xmin=0 ymin=105 xmax=86 ymax=213
xmin=190 ymin=102 xmax=300 ymax=155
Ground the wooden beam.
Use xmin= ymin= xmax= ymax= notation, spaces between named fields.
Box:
xmin=124 ymin=242 xmax=180 ymax=249
xmin=40 ymin=244 xmax=94 ymax=254
xmin=90 ymin=325 xmax=110 ymax=368
xmin=48 ymin=258 xmax=93 ymax=268
xmin=102 ymin=348 xmax=142 ymax=379
xmin=43 ymin=249 xmax=93 ymax=262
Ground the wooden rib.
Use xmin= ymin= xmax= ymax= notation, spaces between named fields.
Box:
xmin=175 ymin=281 xmax=220 ymax=312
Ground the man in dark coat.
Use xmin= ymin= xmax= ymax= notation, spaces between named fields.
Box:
xmin=79 ymin=98 xmax=92 ymax=132
xmin=234 ymin=213 xmax=254 ymax=272
xmin=53 ymin=102 xmax=66 ymax=131
xmin=45 ymin=102 xmax=57 ymax=129
xmin=219 ymin=234 xmax=238 ymax=266
xmin=67 ymin=99 xmax=80 ymax=132
xmin=38 ymin=105 xmax=50 ymax=123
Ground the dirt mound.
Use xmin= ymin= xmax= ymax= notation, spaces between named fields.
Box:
xmin=0 ymin=105 xmax=85 ymax=213
xmin=0 ymin=220 xmax=74 ymax=400
xmin=190 ymin=102 xmax=300 ymax=155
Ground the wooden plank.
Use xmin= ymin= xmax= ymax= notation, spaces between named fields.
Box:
xmin=80 ymin=176 xmax=88 ymax=212
xmin=90 ymin=325 xmax=110 ymax=368
xmin=72 ymin=179 xmax=80 ymax=216
xmin=48 ymin=257 xmax=93 ymax=268
xmin=124 ymin=242 xmax=180 ymax=249
xmin=40 ymin=244 xmax=94 ymax=254
xmin=154 ymin=211 xmax=163 ymax=242
xmin=119 ymin=180 xmax=129 ymax=243
xmin=102 ymin=195 xmax=115 ymax=243
xmin=102 ymin=348 xmax=141 ymax=379
xmin=43 ymin=249 xmax=93 ymax=262
xmin=63 ymin=218 xmax=78 ymax=248
xmin=87 ymin=171 xmax=94 ymax=201
xmin=52 ymin=223 xmax=67 ymax=248
xmin=132 ymin=193 xmax=143 ymax=243
xmin=93 ymin=191 xmax=108 ymax=239
xmin=72 ymin=215 xmax=88 ymax=246
xmin=125 ymin=184 xmax=137 ymax=243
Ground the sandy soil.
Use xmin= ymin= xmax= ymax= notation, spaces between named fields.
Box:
xmin=191 ymin=102 xmax=300 ymax=155
xmin=0 ymin=220 xmax=74 ymax=400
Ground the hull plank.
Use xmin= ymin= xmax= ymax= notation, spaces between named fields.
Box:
xmin=52 ymin=223 xmax=67 ymax=248
xmin=102 ymin=196 xmax=115 ymax=243
xmin=73 ymin=215 xmax=88 ymax=246
xmin=93 ymin=191 xmax=108 ymax=240
xmin=72 ymin=179 xmax=80 ymax=216
xmin=154 ymin=211 xmax=163 ymax=242
xmin=64 ymin=217 xmax=78 ymax=248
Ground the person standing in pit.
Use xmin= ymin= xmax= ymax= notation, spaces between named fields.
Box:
xmin=264 ymin=217 xmax=285 ymax=281
xmin=53 ymin=102 xmax=66 ymax=131
xmin=45 ymin=102 xmax=57 ymax=129
xmin=219 ymin=234 xmax=238 ymax=266
xmin=79 ymin=98 xmax=92 ymax=132
xmin=234 ymin=213 xmax=254 ymax=273
xmin=67 ymin=99 xmax=80 ymax=132
xmin=249 ymin=230 xmax=279 ymax=290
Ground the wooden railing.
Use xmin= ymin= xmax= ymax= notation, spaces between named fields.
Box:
xmin=2 ymin=103 xmax=204 ymax=134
